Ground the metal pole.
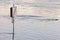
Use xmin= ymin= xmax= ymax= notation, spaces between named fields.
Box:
xmin=12 ymin=4 xmax=15 ymax=40
xmin=10 ymin=0 xmax=15 ymax=40
xmin=12 ymin=1 xmax=16 ymax=39
xmin=12 ymin=17 xmax=14 ymax=40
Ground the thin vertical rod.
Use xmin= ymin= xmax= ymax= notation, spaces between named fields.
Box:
xmin=12 ymin=17 xmax=15 ymax=40
xmin=12 ymin=4 xmax=15 ymax=40
xmin=12 ymin=2 xmax=15 ymax=40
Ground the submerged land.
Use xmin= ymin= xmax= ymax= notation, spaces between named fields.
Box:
xmin=0 ymin=0 xmax=60 ymax=40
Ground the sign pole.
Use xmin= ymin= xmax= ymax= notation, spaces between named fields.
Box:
xmin=12 ymin=4 xmax=15 ymax=40
xmin=12 ymin=16 xmax=14 ymax=40
xmin=10 ymin=1 xmax=16 ymax=40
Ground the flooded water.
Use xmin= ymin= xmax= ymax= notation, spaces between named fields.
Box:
xmin=0 ymin=0 xmax=60 ymax=40
xmin=0 ymin=15 xmax=60 ymax=40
